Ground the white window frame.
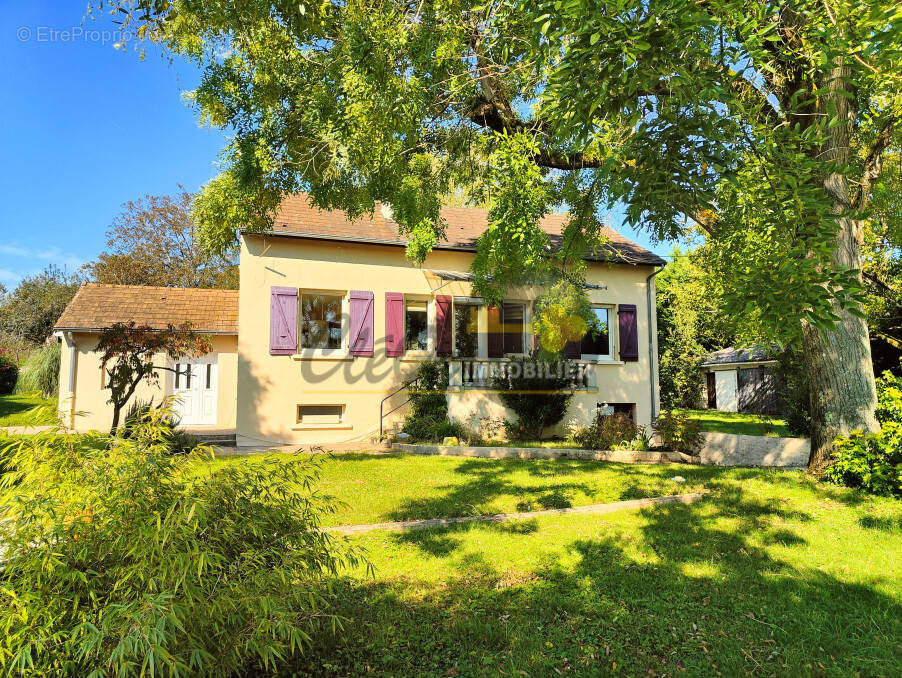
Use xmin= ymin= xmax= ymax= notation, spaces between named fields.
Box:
xmin=452 ymin=297 xmax=486 ymax=358
xmin=580 ymin=304 xmax=616 ymax=362
xmin=296 ymin=289 xmax=349 ymax=358
xmin=403 ymin=295 xmax=434 ymax=356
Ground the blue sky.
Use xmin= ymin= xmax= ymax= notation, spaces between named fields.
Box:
xmin=0 ymin=2 xmax=667 ymax=289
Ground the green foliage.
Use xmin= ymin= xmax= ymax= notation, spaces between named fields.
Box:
xmin=0 ymin=354 xmax=18 ymax=396
xmin=655 ymin=246 xmax=737 ymax=409
xmin=875 ymin=370 xmax=902 ymax=425
xmin=490 ymin=354 xmax=574 ymax=440
xmin=653 ymin=410 xmax=704 ymax=454
xmin=572 ymin=413 xmax=643 ymax=451
xmin=0 ymin=410 xmax=364 ymax=676
xmin=825 ymin=424 xmax=902 ymax=497
xmin=14 ymin=341 xmax=60 ymax=398
xmin=121 ymin=399 xmax=201 ymax=455
xmin=401 ymin=360 xmax=466 ymax=442
xmin=97 ymin=0 xmax=902 ymax=342
xmin=773 ymin=345 xmax=811 ymax=438
xmin=0 ymin=265 xmax=78 ymax=346
xmin=826 ymin=371 xmax=902 ymax=496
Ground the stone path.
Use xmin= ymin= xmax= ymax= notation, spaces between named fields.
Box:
xmin=324 ymin=491 xmax=707 ymax=535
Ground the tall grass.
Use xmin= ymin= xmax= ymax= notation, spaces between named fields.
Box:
xmin=14 ymin=341 xmax=60 ymax=397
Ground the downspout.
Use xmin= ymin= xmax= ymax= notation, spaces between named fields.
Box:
xmin=646 ymin=264 xmax=666 ymax=421
xmin=65 ymin=332 xmax=77 ymax=430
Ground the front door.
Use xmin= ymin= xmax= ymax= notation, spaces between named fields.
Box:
xmin=706 ymin=372 xmax=717 ymax=409
xmin=172 ymin=357 xmax=218 ymax=426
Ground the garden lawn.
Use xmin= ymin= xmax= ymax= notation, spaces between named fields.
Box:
xmin=680 ymin=408 xmax=795 ymax=437
xmin=204 ymin=452 xmax=704 ymax=527
xmin=204 ymin=453 xmax=902 ymax=677
xmin=0 ymin=394 xmax=56 ymax=426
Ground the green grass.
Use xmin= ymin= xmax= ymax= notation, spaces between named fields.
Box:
xmin=0 ymin=394 xmax=56 ymax=427
xmin=205 ymin=452 xmax=702 ymax=526
xmin=680 ymin=408 xmax=795 ymax=437
xmin=202 ymin=453 xmax=902 ymax=677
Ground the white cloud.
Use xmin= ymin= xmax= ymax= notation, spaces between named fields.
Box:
xmin=0 ymin=244 xmax=85 ymax=287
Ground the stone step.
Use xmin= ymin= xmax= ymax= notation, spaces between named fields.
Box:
xmin=391 ymin=443 xmax=684 ymax=464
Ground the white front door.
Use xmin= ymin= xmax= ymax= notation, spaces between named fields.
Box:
xmin=172 ymin=356 xmax=218 ymax=426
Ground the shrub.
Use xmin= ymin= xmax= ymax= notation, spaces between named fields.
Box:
xmin=14 ymin=341 xmax=60 ymax=397
xmin=653 ymin=409 xmax=704 ymax=453
xmin=121 ymin=398 xmax=200 ymax=455
xmin=824 ymin=370 xmax=902 ymax=496
xmin=0 ymin=410 xmax=364 ymax=676
xmin=572 ymin=413 xmax=642 ymax=450
xmin=773 ymin=344 xmax=811 ymax=437
xmin=0 ymin=353 xmax=18 ymax=395
xmin=491 ymin=354 xmax=574 ymax=440
xmin=401 ymin=360 xmax=464 ymax=442
xmin=875 ymin=370 xmax=902 ymax=425
xmin=824 ymin=424 xmax=902 ymax=497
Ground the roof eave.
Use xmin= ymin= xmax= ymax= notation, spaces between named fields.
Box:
xmin=53 ymin=326 xmax=238 ymax=335
xmin=242 ymin=229 xmax=665 ymax=265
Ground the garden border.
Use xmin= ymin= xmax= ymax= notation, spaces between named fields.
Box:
xmin=391 ymin=442 xmax=682 ymax=463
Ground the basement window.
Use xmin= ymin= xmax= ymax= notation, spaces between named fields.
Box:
xmin=296 ymin=404 xmax=345 ymax=425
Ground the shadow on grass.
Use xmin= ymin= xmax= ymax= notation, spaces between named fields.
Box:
xmin=289 ymin=483 xmax=902 ymax=678
xmin=858 ymin=514 xmax=902 ymax=532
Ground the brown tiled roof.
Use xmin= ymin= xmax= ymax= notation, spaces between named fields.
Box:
xmin=262 ymin=194 xmax=665 ymax=265
xmin=55 ymin=284 xmax=238 ymax=334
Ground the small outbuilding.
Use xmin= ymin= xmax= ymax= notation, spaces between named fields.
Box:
xmin=701 ymin=346 xmax=780 ymax=415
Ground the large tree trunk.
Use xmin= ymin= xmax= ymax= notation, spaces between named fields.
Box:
xmin=803 ymin=59 xmax=881 ymax=472
xmin=803 ymin=199 xmax=879 ymax=471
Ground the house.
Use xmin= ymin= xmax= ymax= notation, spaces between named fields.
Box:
xmin=54 ymin=285 xmax=239 ymax=432
xmin=54 ymin=195 xmax=666 ymax=446
xmin=701 ymin=346 xmax=780 ymax=415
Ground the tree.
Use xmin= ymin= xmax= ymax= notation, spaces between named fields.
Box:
xmin=656 ymin=247 xmax=735 ymax=409
xmin=84 ymin=189 xmax=238 ymax=290
xmin=103 ymin=0 xmax=902 ymax=471
xmin=0 ymin=265 xmax=79 ymax=345
xmin=97 ymin=322 xmax=212 ymax=433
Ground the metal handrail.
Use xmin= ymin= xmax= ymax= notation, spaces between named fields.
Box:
xmin=379 ymin=377 xmax=419 ymax=438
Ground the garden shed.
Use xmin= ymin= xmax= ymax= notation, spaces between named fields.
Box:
xmin=701 ymin=346 xmax=780 ymax=415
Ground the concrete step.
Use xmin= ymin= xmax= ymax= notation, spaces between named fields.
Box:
xmin=186 ymin=431 xmax=237 ymax=447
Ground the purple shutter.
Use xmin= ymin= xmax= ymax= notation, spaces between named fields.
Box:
xmin=385 ymin=293 xmax=405 ymax=357
xmin=436 ymin=295 xmax=452 ymax=356
xmin=270 ymin=286 xmax=298 ymax=355
xmin=618 ymin=304 xmax=639 ymax=361
xmin=487 ymin=304 xmax=504 ymax=358
xmin=349 ymin=290 xmax=374 ymax=356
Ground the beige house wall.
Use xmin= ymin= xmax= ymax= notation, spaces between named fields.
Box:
xmin=237 ymin=234 xmax=660 ymax=446
xmin=57 ymin=332 xmax=238 ymax=433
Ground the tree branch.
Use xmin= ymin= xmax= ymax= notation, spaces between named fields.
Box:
xmin=853 ymin=115 xmax=897 ymax=211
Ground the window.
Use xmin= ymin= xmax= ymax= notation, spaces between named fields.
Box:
xmin=501 ymin=302 xmax=525 ymax=354
xmin=301 ymin=293 xmax=343 ymax=349
xmin=405 ymin=300 xmax=429 ymax=352
xmin=297 ymin=404 xmax=344 ymax=425
xmin=174 ymin=363 xmax=192 ymax=389
xmin=581 ymin=306 xmax=612 ymax=358
xmin=454 ymin=302 xmax=480 ymax=357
